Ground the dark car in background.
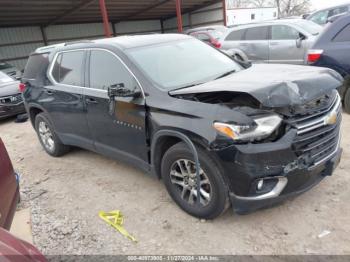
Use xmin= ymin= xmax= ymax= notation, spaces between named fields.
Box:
xmin=306 ymin=14 xmax=350 ymax=112
xmin=22 ymin=34 xmax=342 ymax=219
xmin=307 ymin=3 xmax=350 ymax=26
xmin=0 ymin=71 xmax=25 ymax=120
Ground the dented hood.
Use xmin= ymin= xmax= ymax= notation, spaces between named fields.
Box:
xmin=170 ymin=64 xmax=343 ymax=107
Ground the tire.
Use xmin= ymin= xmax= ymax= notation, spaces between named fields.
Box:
xmin=161 ymin=142 xmax=229 ymax=219
xmin=34 ymin=113 xmax=70 ymax=157
xmin=344 ymin=87 xmax=350 ymax=114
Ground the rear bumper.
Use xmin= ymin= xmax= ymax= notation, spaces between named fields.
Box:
xmin=0 ymin=103 xmax=26 ymax=119
xmin=229 ymin=147 xmax=342 ymax=214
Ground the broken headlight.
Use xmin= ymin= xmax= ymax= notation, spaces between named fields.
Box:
xmin=213 ymin=114 xmax=282 ymax=142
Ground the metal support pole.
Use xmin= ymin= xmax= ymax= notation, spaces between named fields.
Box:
xmin=222 ymin=0 xmax=227 ymax=26
xmin=160 ymin=19 xmax=165 ymax=33
xmin=175 ymin=0 xmax=183 ymax=33
xmin=99 ymin=0 xmax=111 ymax=37
xmin=40 ymin=25 xmax=48 ymax=46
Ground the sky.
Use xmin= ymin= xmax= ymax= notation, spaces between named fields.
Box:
xmin=311 ymin=0 xmax=350 ymax=10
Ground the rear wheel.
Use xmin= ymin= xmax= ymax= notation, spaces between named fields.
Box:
xmin=35 ymin=113 xmax=70 ymax=157
xmin=161 ymin=142 xmax=229 ymax=219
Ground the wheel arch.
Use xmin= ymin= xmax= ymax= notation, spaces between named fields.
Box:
xmin=150 ymin=129 xmax=209 ymax=179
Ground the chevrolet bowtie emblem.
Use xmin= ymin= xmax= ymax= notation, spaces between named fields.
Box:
xmin=324 ymin=111 xmax=337 ymax=126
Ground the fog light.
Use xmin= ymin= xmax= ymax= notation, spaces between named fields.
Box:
xmin=257 ymin=179 xmax=264 ymax=191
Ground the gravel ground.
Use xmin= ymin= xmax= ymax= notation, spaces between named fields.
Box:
xmin=1 ymin=114 xmax=350 ymax=255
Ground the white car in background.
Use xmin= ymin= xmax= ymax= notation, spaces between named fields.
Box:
xmin=219 ymin=19 xmax=323 ymax=64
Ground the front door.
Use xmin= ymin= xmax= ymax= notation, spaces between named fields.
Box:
xmin=84 ymin=49 xmax=148 ymax=168
xmin=269 ymin=25 xmax=306 ymax=64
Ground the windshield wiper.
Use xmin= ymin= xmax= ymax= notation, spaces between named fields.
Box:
xmin=215 ymin=69 xmax=236 ymax=80
xmin=171 ymin=83 xmax=204 ymax=92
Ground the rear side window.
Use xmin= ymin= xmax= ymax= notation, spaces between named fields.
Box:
xmin=225 ymin=29 xmax=245 ymax=41
xmin=89 ymin=50 xmax=137 ymax=92
xmin=51 ymin=51 xmax=84 ymax=86
xmin=244 ymin=26 xmax=268 ymax=40
xmin=333 ymin=24 xmax=350 ymax=42
xmin=23 ymin=53 xmax=49 ymax=80
xmin=271 ymin=25 xmax=300 ymax=40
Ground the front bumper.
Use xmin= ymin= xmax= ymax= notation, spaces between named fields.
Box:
xmin=229 ymin=147 xmax=342 ymax=214
xmin=0 ymin=103 xmax=26 ymax=119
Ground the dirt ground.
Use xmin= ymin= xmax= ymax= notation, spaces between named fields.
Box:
xmin=0 ymin=114 xmax=349 ymax=255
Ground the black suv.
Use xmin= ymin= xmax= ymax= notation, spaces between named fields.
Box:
xmin=22 ymin=34 xmax=343 ymax=219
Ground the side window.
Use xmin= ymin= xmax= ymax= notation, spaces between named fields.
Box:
xmin=51 ymin=51 xmax=84 ymax=86
xmin=23 ymin=53 xmax=49 ymax=80
xmin=333 ymin=24 xmax=350 ymax=42
xmin=225 ymin=29 xmax=245 ymax=41
xmin=271 ymin=25 xmax=300 ymax=40
xmin=309 ymin=10 xmax=329 ymax=25
xmin=89 ymin=50 xmax=137 ymax=92
xmin=244 ymin=26 xmax=268 ymax=40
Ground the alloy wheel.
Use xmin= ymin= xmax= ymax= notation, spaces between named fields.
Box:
xmin=169 ymin=159 xmax=211 ymax=206
xmin=38 ymin=121 xmax=55 ymax=152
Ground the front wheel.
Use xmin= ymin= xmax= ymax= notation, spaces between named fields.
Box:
xmin=35 ymin=113 xmax=70 ymax=157
xmin=161 ymin=142 xmax=229 ymax=219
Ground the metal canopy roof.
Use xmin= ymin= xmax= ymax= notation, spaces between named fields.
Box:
xmin=0 ymin=0 xmax=221 ymax=27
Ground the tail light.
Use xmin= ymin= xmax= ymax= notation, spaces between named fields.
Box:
xmin=19 ymin=83 xmax=26 ymax=93
xmin=212 ymin=40 xmax=222 ymax=49
xmin=307 ymin=49 xmax=323 ymax=63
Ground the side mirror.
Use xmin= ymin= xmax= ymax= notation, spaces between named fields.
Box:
xmin=296 ymin=34 xmax=306 ymax=48
xmin=108 ymin=83 xmax=139 ymax=98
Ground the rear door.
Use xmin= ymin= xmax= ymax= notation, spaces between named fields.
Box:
xmin=46 ymin=50 xmax=93 ymax=149
xmin=85 ymin=49 xmax=148 ymax=167
xmin=238 ymin=26 xmax=269 ymax=63
xmin=269 ymin=25 xmax=306 ymax=64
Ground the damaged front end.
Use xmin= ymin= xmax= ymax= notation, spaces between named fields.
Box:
xmin=170 ymin=65 xmax=343 ymax=213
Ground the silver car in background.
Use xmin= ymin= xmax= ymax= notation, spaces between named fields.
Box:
xmin=219 ymin=19 xmax=323 ymax=64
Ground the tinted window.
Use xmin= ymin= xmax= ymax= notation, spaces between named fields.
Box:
xmin=89 ymin=50 xmax=137 ymax=92
xmin=309 ymin=10 xmax=329 ymax=25
xmin=225 ymin=29 xmax=245 ymax=41
xmin=333 ymin=23 xmax=350 ymax=42
xmin=271 ymin=25 xmax=300 ymax=40
xmin=23 ymin=53 xmax=49 ymax=80
xmin=52 ymin=51 xmax=84 ymax=86
xmin=244 ymin=26 xmax=268 ymax=40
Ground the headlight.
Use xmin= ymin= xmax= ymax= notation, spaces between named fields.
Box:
xmin=213 ymin=114 xmax=282 ymax=142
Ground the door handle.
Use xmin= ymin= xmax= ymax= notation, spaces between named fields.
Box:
xmin=239 ymin=43 xmax=248 ymax=46
xmin=270 ymin=42 xmax=279 ymax=46
xmin=86 ymin=97 xmax=98 ymax=104
xmin=45 ymin=90 xmax=54 ymax=95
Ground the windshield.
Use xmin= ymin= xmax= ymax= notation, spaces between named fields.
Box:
xmin=294 ymin=20 xmax=323 ymax=35
xmin=126 ymin=39 xmax=242 ymax=90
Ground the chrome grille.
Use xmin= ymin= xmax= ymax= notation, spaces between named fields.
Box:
xmin=291 ymin=92 xmax=341 ymax=168
xmin=0 ymin=93 xmax=23 ymax=106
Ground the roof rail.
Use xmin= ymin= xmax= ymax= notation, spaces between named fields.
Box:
xmin=64 ymin=39 xmax=94 ymax=46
